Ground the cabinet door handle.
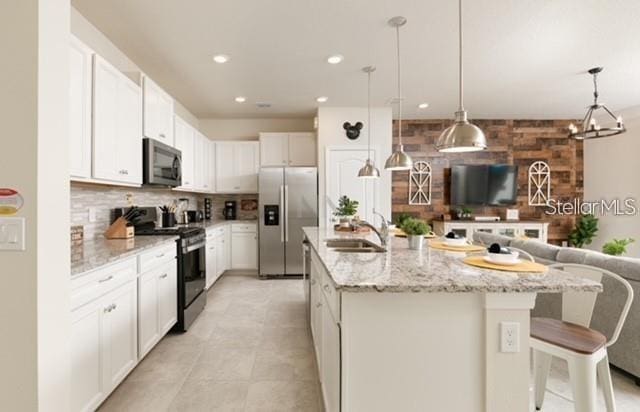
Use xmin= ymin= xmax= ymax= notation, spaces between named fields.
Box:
xmin=156 ymin=253 xmax=165 ymax=258
xmin=234 ymin=186 xmax=240 ymax=190
xmin=316 ymin=302 xmax=322 ymax=308
xmin=99 ymin=275 xmax=114 ymax=283
xmin=159 ymin=273 xmax=168 ymax=279
xmin=159 ymin=133 xmax=166 ymax=138
xmin=111 ymin=304 xmax=117 ymax=311
xmin=324 ymin=284 xmax=331 ymax=293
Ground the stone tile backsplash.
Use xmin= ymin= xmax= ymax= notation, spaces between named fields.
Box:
xmin=71 ymin=182 xmax=258 ymax=239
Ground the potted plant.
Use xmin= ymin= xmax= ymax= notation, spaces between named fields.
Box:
xmin=568 ymin=214 xmax=599 ymax=248
xmin=456 ymin=207 xmax=473 ymax=220
xmin=602 ymin=238 xmax=635 ymax=256
xmin=394 ymin=212 xmax=412 ymax=228
xmin=334 ymin=195 xmax=359 ymax=227
xmin=401 ymin=218 xmax=431 ymax=250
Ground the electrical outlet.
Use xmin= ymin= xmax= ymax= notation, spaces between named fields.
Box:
xmin=88 ymin=207 xmax=98 ymax=223
xmin=500 ymin=321 xmax=520 ymax=353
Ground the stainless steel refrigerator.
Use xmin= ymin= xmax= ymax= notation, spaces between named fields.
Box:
xmin=259 ymin=167 xmax=318 ymax=276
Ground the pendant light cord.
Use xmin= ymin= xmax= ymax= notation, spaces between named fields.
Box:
xmin=458 ymin=0 xmax=464 ymax=111
xmin=592 ymin=71 xmax=599 ymax=105
xmin=367 ymin=70 xmax=372 ymax=158
xmin=396 ymin=25 xmax=403 ymax=146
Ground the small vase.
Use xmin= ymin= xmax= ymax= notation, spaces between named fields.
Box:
xmin=339 ymin=216 xmax=354 ymax=228
xmin=407 ymin=235 xmax=424 ymax=250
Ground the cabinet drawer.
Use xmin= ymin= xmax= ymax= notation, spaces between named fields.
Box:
xmin=231 ymin=223 xmax=256 ymax=233
xmin=207 ymin=226 xmax=226 ymax=238
xmin=138 ymin=242 xmax=176 ymax=274
xmin=71 ymin=257 xmax=137 ymax=311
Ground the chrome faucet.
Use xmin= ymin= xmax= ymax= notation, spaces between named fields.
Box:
xmin=357 ymin=210 xmax=389 ymax=247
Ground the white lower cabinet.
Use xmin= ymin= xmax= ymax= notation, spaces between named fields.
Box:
xmin=102 ymin=280 xmax=138 ymax=391
xmin=321 ymin=297 xmax=341 ymax=412
xmin=310 ymin=251 xmax=341 ymax=412
xmin=206 ymin=232 xmax=218 ymax=289
xmin=70 ymin=297 xmax=105 ymax=412
xmin=231 ymin=223 xmax=258 ymax=270
xmin=138 ymin=259 xmax=177 ymax=358
xmin=71 ymin=242 xmax=177 ymax=412
xmin=71 ymin=278 xmax=137 ymax=412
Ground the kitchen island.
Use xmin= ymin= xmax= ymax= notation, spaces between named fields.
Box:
xmin=303 ymin=227 xmax=601 ymax=412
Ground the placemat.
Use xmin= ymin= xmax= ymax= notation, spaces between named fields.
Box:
xmin=463 ymin=256 xmax=548 ymax=273
xmin=394 ymin=229 xmax=437 ymax=239
xmin=428 ymin=241 xmax=485 ymax=252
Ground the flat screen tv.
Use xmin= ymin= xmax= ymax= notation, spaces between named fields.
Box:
xmin=450 ymin=164 xmax=518 ymax=206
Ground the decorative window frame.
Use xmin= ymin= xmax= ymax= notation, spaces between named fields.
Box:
xmin=528 ymin=161 xmax=551 ymax=206
xmin=409 ymin=161 xmax=432 ymax=205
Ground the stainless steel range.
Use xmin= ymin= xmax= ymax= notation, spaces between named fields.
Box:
xmin=113 ymin=207 xmax=206 ymax=331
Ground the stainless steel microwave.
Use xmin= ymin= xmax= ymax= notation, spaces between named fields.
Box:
xmin=143 ymin=138 xmax=182 ymax=187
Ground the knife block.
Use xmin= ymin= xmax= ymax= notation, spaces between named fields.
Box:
xmin=104 ymin=217 xmax=134 ymax=239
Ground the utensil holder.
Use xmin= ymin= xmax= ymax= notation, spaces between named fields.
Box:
xmin=162 ymin=212 xmax=176 ymax=228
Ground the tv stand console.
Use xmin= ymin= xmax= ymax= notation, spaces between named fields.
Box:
xmin=432 ymin=220 xmax=549 ymax=243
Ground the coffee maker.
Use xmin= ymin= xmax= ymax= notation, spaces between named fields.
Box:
xmin=223 ymin=201 xmax=236 ymax=220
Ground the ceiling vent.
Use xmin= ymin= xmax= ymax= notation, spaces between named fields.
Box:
xmin=256 ymin=102 xmax=272 ymax=108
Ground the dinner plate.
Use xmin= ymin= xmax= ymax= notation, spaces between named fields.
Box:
xmin=483 ymin=255 xmax=522 ymax=266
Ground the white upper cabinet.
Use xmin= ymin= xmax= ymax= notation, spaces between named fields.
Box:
xmin=143 ymin=76 xmax=174 ymax=146
xmin=92 ymin=55 xmax=142 ymax=185
xmin=259 ymin=132 xmax=316 ymax=167
xmin=174 ymin=116 xmax=195 ymax=190
xmin=260 ymin=133 xmax=289 ymax=166
xmin=216 ymin=141 xmax=259 ymax=193
xmin=288 ymin=132 xmax=317 ymax=166
xmin=69 ymin=36 xmax=93 ymax=179
xmin=208 ymin=140 xmax=216 ymax=192
xmin=194 ymin=132 xmax=211 ymax=192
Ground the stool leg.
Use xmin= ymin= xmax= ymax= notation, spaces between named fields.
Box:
xmin=568 ymin=356 xmax=598 ymax=412
xmin=597 ymin=354 xmax=616 ymax=412
xmin=533 ymin=350 xmax=552 ymax=410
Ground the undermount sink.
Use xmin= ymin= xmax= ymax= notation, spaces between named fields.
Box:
xmin=325 ymin=239 xmax=386 ymax=253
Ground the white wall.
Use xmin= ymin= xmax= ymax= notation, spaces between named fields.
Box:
xmin=0 ymin=0 xmax=70 ymax=409
xmin=317 ymin=107 xmax=392 ymax=227
xmin=584 ymin=106 xmax=640 ymax=258
xmin=70 ymin=7 xmax=200 ymax=130
xmin=198 ymin=117 xmax=314 ymax=140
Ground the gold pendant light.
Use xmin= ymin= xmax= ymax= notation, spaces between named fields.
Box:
xmin=358 ymin=66 xmax=381 ymax=179
xmin=435 ymin=0 xmax=487 ymax=153
xmin=384 ymin=16 xmax=413 ymax=171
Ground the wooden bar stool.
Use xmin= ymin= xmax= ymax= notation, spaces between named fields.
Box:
xmin=531 ymin=263 xmax=634 ymax=412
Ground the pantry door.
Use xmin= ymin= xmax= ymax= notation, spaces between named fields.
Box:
xmin=326 ymin=148 xmax=379 ymax=227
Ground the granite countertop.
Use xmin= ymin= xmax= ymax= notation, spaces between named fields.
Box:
xmin=71 ymin=235 xmax=178 ymax=277
xmin=303 ymin=227 xmax=602 ymax=294
xmin=71 ymin=219 xmax=258 ymax=277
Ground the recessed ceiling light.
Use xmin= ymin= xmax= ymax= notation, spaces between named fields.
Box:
xmin=316 ymin=96 xmax=328 ymax=103
xmin=213 ymin=54 xmax=230 ymax=64
xmin=327 ymin=55 xmax=344 ymax=64
xmin=235 ymin=96 xmax=246 ymax=103
xmin=418 ymin=103 xmax=429 ymax=109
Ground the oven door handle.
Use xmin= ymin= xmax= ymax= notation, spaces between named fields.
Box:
xmin=183 ymin=242 xmax=206 ymax=253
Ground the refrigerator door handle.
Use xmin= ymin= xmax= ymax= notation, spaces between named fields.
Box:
xmin=285 ymin=185 xmax=289 ymax=242
xmin=280 ymin=185 xmax=285 ymax=242
xmin=284 ymin=185 xmax=289 ymax=242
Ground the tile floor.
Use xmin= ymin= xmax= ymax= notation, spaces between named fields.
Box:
xmin=99 ymin=273 xmax=640 ymax=411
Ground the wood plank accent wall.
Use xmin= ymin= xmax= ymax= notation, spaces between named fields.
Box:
xmin=391 ymin=119 xmax=583 ymax=244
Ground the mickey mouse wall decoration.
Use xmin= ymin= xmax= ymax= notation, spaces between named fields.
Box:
xmin=343 ymin=122 xmax=363 ymax=140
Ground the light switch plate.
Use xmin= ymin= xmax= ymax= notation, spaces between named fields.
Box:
xmin=0 ymin=217 xmax=26 ymax=251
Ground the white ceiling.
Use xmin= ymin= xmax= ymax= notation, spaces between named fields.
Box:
xmin=72 ymin=0 xmax=640 ymax=119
